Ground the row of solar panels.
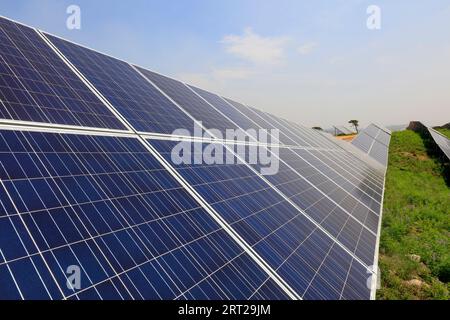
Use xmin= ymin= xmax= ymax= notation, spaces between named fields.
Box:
xmin=407 ymin=122 xmax=450 ymax=160
xmin=332 ymin=126 xmax=356 ymax=136
xmin=0 ymin=16 xmax=386 ymax=300
xmin=351 ymin=124 xmax=391 ymax=167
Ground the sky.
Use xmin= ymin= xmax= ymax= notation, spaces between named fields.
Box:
xmin=1 ymin=0 xmax=450 ymax=129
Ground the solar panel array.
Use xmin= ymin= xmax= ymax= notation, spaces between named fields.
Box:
xmin=351 ymin=124 xmax=391 ymax=167
xmin=333 ymin=126 xmax=355 ymax=136
xmin=0 ymin=16 xmax=387 ymax=300
xmin=407 ymin=122 xmax=450 ymax=160
xmin=429 ymin=128 xmax=450 ymax=160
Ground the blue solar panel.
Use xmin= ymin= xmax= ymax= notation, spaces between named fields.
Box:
xmin=150 ymin=139 xmax=372 ymax=299
xmin=222 ymin=99 xmax=298 ymax=146
xmin=44 ymin=34 xmax=197 ymax=136
xmin=0 ymin=17 xmax=125 ymax=130
xmin=189 ymin=87 xmax=261 ymax=135
xmin=0 ymin=130 xmax=284 ymax=300
xmin=135 ymin=68 xmax=248 ymax=139
xmin=0 ymin=16 xmax=388 ymax=300
xmin=241 ymin=147 xmax=379 ymax=267
xmin=351 ymin=124 xmax=391 ymax=167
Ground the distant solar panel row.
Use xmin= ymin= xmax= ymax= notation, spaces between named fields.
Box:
xmin=0 ymin=16 xmax=386 ymax=300
xmin=428 ymin=128 xmax=450 ymax=160
xmin=351 ymin=124 xmax=391 ymax=167
xmin=333 ymin=126 xmax=355 ymax=136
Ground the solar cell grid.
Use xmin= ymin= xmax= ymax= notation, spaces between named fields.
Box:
xmin=43 ymin=33 xmax=198 ymax=136
xmin=0 ymin=17 xmax=125 ymax=130
xmin=150 ymin=139 xmax=372 ymax=299
xmin=224 ymin=99 xmax=295 ymax=146
xmin=244 ymin=147 xmax=378 ymax=265
xmin=0 ymin=16 xmax=388 ymax=300
xmin=0 ymin=130 xmax=282 ymax=300
xmin=188 ymin=86 xmax=261 ymax=140
xmin=135 ymin=68 xmax=244 ymax=139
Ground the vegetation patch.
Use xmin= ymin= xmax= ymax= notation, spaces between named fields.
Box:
xmin=377 ymin=130 xmax=450 ymax=300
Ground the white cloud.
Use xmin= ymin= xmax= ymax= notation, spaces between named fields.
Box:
xmin=221 ymin=28 xmax=290 ymax=64
xmin=297 ymin=42 xmax=318 ymax=55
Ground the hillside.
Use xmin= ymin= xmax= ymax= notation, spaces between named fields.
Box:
xmin=377 ymin=130 xmax=450 ymax=300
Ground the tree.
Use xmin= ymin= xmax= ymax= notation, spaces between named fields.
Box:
xmin=348 ymin=120 xmax=359 ymax=133
xmin=312 ymin=127 xmax=323 ymax=131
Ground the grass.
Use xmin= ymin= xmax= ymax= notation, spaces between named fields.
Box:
xmin=377 ymin=130 xmax=450 ymax=300
xmin=436 ymin=128 xmax=450 ymax=139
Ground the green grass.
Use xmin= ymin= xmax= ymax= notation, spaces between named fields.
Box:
xmin=377 ymin=130 xmax=450 ymax=300
xmin=436 ymin=128 xmax=450 ymax=139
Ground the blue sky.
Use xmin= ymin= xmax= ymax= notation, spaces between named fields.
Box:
xmin=2 ymin=0 xmax=450 ymax=128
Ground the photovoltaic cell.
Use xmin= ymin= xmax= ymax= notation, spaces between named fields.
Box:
xmin=0 ymin=130 xmax=283 ymax=300
xmin=44 ymin=33 xmax=197 ymax=135
xmin=150 ymin=139 xmax=372 ymax=299
xmin=135 ymin=68 xmax=243 ymax=139
xmin=223 ymin=98 xmax=295 ymax=145
xmin=188 ymin=86 xmax=261 ymax=140
xmin=0 ymin=17 xmax=125 ymax=130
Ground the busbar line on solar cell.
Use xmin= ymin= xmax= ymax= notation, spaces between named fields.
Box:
xmin=0 ymin=17 xmax=127 ymax=131
xmin=151 ymin=140 xmax=373 ymax=299
xmin=0 ymin=130 xmax=294 ymax=300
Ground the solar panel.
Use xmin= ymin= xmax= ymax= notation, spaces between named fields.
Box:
xmin=428 ymin=128 xmax=450 ymax=160
xmin=223 ymin=98 xmax=297 ymax=145
xmin=351 ymin=124 xmax=391 ymax=167
xmin=43 ymin=34 xmax=198 ymax=136
xmin=0 ymin=17 xmax=126 ymax=130
xmin=0 ymin=130 xmax=288 ymax=300
xmin=134 ymin=68 xmax=243 ymax=139
xmin=150 ymin=139 xmax=373 ymax=299
xmin=0 ymin=16 xmax=389 ymax=300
